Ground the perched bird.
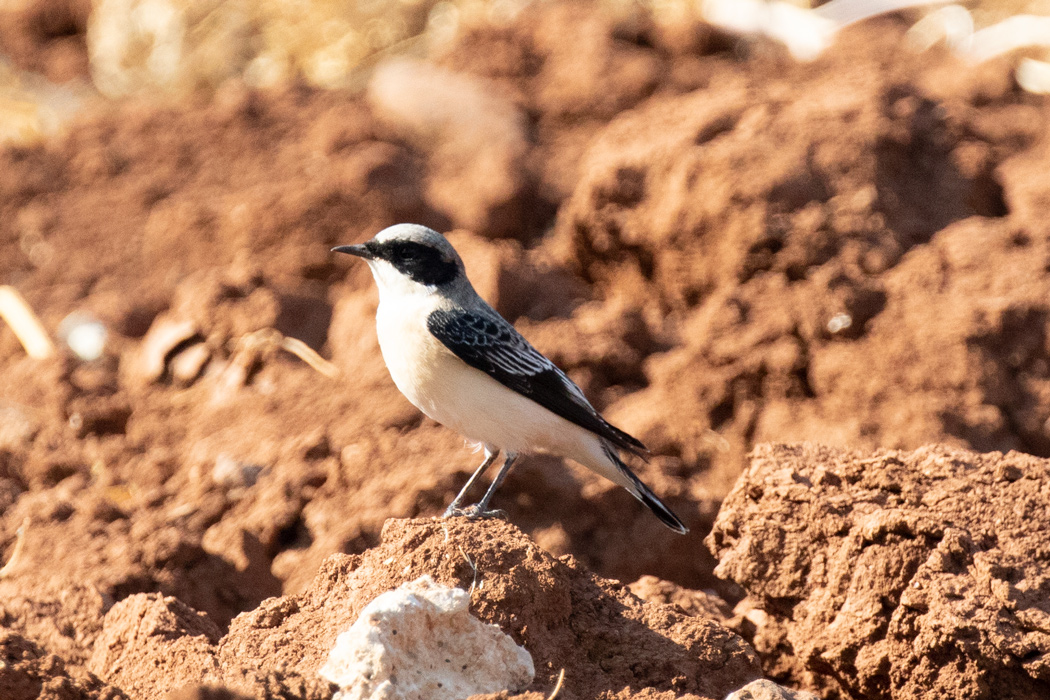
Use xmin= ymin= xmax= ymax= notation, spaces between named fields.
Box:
xmin=333 ymin=224 xmax=687 ymax=534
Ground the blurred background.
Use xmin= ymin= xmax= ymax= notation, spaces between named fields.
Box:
xmin=1 ymin=0 xmax=1049 ymax=691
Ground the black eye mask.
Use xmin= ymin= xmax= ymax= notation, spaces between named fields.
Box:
xmin=371 ymin=240 xmax=459 ymax=286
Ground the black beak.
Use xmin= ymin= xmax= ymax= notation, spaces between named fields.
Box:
xmin=332 ymin=244 xmax=374 ymax=260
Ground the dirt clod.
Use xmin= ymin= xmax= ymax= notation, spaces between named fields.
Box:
xmin=217 ymin=518 xmax=760 ymax=700
xmin=708 ymin=444 xmax=1050 ymax=700
xmin=88 ymin=594 xmax=221 ymax=699
xmin=3 ymin=2 xmax=1050 ymax=698
xmin=0 ymin=627 xmax=124 ymax=700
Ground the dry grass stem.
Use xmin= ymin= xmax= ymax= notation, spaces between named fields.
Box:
xmin=0 ymin=286 xmax=54 ymax=359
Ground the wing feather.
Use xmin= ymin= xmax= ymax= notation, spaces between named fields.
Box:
xmin=427 ymin=308 xmax=647 ymax=457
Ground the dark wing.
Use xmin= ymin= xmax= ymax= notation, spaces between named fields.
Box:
xmin=427 ymin=308 xmax=647 ymax=457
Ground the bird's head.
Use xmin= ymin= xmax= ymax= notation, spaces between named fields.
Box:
xmin=333 ymin=224 xmax=466 ymax=299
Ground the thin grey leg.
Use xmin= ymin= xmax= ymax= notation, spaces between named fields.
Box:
xmin=472 ymin=452 xmax=519 ymax=516
xmin=444 ymin=447 xmax=499 ymax=517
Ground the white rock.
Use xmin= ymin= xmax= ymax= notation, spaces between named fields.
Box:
xmin=124 ymin=316 xmax=198 ymax=386
xmin=319 ymin=575 xmax=534 ymax=700
xmin=58 ymin=312 xmax=108 ymax=361
xmin=725 ymin=678 xmax=820 ymax=700
xmin=702 ymin=0 xmax=836 ymax=61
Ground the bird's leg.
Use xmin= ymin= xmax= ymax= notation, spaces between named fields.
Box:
xmin=444 ymin=447 xmax=499 ymax=517
xmin=467 ymin=452 xmax=519 ymax=518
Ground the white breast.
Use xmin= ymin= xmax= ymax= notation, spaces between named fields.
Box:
xmin=373 ymin=298 xmax=611 ymax=470
xmin=374 ymin=296 xmax=461 ymax=421
xmin=366 ymin=259 xmax=627 ymax=491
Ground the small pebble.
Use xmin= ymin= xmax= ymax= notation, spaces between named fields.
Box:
xmin=827 ymin=312 xmax=852 ymax=335
xmin=59 ymin=312 xmax=107 ymax=361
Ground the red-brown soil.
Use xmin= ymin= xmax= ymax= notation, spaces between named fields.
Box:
xmin=13 ymin=517 xmax=761 ymax=699
xmin=215 ymin=518 xmax=756 ymax=700
xmin=0 ymin=0 xmax=90 ymax=83
xmin=2 ymin=1 xmax=1050 ymax=698
xmin=709 ymin=444 xmax=1050 ymax=700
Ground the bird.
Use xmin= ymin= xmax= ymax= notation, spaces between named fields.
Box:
xmin=332 ymin=223 xmax=687 ymax=534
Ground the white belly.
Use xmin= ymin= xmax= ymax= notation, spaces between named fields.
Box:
xmin=374 ymin=301 xmax=609 ymax=468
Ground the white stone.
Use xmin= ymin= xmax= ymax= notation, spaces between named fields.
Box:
xmin=725 ymin=678 xmax=820 ymax=700
xmin=59 ymin=312 xmax=107 ymax=361
xmin=319 ymin=575 xmax=534 ymax=700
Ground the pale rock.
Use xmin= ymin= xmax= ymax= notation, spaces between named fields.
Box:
xmin=171 ymin=342 xmax=211 ymax=385
xmin=58 ymin=312 xmax=108 ymax=361
xmin=319 ymin=575 xmax=534 ymax=700
xmin=0 ymin=402 xmax=36 ymax=450
xmin=725 ymin=678 xmax=820 ymax=700
xmin=124 ymin=316 xmax=199 ymax=386
xmin=211 ymin=453 xmax=263 ymax=489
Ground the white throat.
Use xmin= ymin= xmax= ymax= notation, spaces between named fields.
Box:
xmin=366 ymin=258 xmax=480 ymax=311
xmin=366 ymin=259 xmax=438 ymax=305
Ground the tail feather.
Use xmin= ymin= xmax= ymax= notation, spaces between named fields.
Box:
xmin=601 ymin=441 xmax=688 ymax=534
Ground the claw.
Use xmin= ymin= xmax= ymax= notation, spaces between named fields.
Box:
xmin=443 ymin=505 xmax=507 ymax=520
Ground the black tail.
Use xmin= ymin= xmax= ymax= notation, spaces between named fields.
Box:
xmin=602 ymin=441 xmax=689 ymax=534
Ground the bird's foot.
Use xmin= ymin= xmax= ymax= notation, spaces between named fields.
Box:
xmin=443 ymin=504 xmax=507 ymax=520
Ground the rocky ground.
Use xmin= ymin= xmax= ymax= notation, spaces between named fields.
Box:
xmin=1 ymin=2 xmax=1049 ymax=699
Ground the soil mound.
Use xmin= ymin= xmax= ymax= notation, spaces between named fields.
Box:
xmin=708 ymin=443 xmax=1050 ymax=700
xmin=0 ymin=627 xmax=123 ymax=700
xmin=88 ymin=593 xmax=222 ymax=698
xmin=82 ymin=517 xmax=759 ymax=699
xmin=3 ymin=2 xmax=1050 ymax=698
xmin=2 ymin=2 xmax=1049 ymax=601
xmin=551 ymin=26 xmax=1048 ymax=498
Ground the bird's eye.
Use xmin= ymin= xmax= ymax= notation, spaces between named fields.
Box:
xmin=394 ymin=245 xmax=417 ymax=261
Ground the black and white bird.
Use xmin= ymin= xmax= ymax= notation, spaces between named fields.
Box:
xmin=333 ymin=224 xmax=687 ymax=534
